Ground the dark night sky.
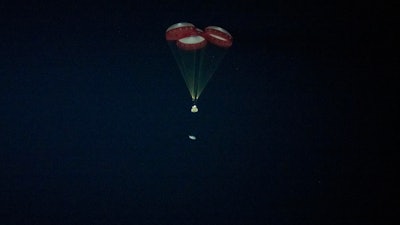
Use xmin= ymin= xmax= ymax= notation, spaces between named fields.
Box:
xmin=0 ymin=1 xmax=398 ymax=225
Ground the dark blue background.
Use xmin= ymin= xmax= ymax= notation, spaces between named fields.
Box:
xmin=1 ymin=1 xmax=397 ymax=224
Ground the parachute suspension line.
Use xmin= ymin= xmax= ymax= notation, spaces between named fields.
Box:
xmin=195 ymin=50 xmax=204 ymax=100
xmin=190 ymin=48 xmax=203 ymax=113
xmin=192 ymin=50 xmax=199 ymax=102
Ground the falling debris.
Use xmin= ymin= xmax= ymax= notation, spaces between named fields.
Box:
xmin=188 ymin=135 xmax=197 ymax=140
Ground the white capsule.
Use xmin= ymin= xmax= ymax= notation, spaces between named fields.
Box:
xmin=191 ymin=105 xmax=198 ymax=113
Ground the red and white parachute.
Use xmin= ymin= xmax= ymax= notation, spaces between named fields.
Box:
xmin=166 ymin=22 xmax=232 ymax=113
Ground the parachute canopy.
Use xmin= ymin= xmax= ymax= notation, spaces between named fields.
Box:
xmin=166 ymin=22 xmax=232 ymax=112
